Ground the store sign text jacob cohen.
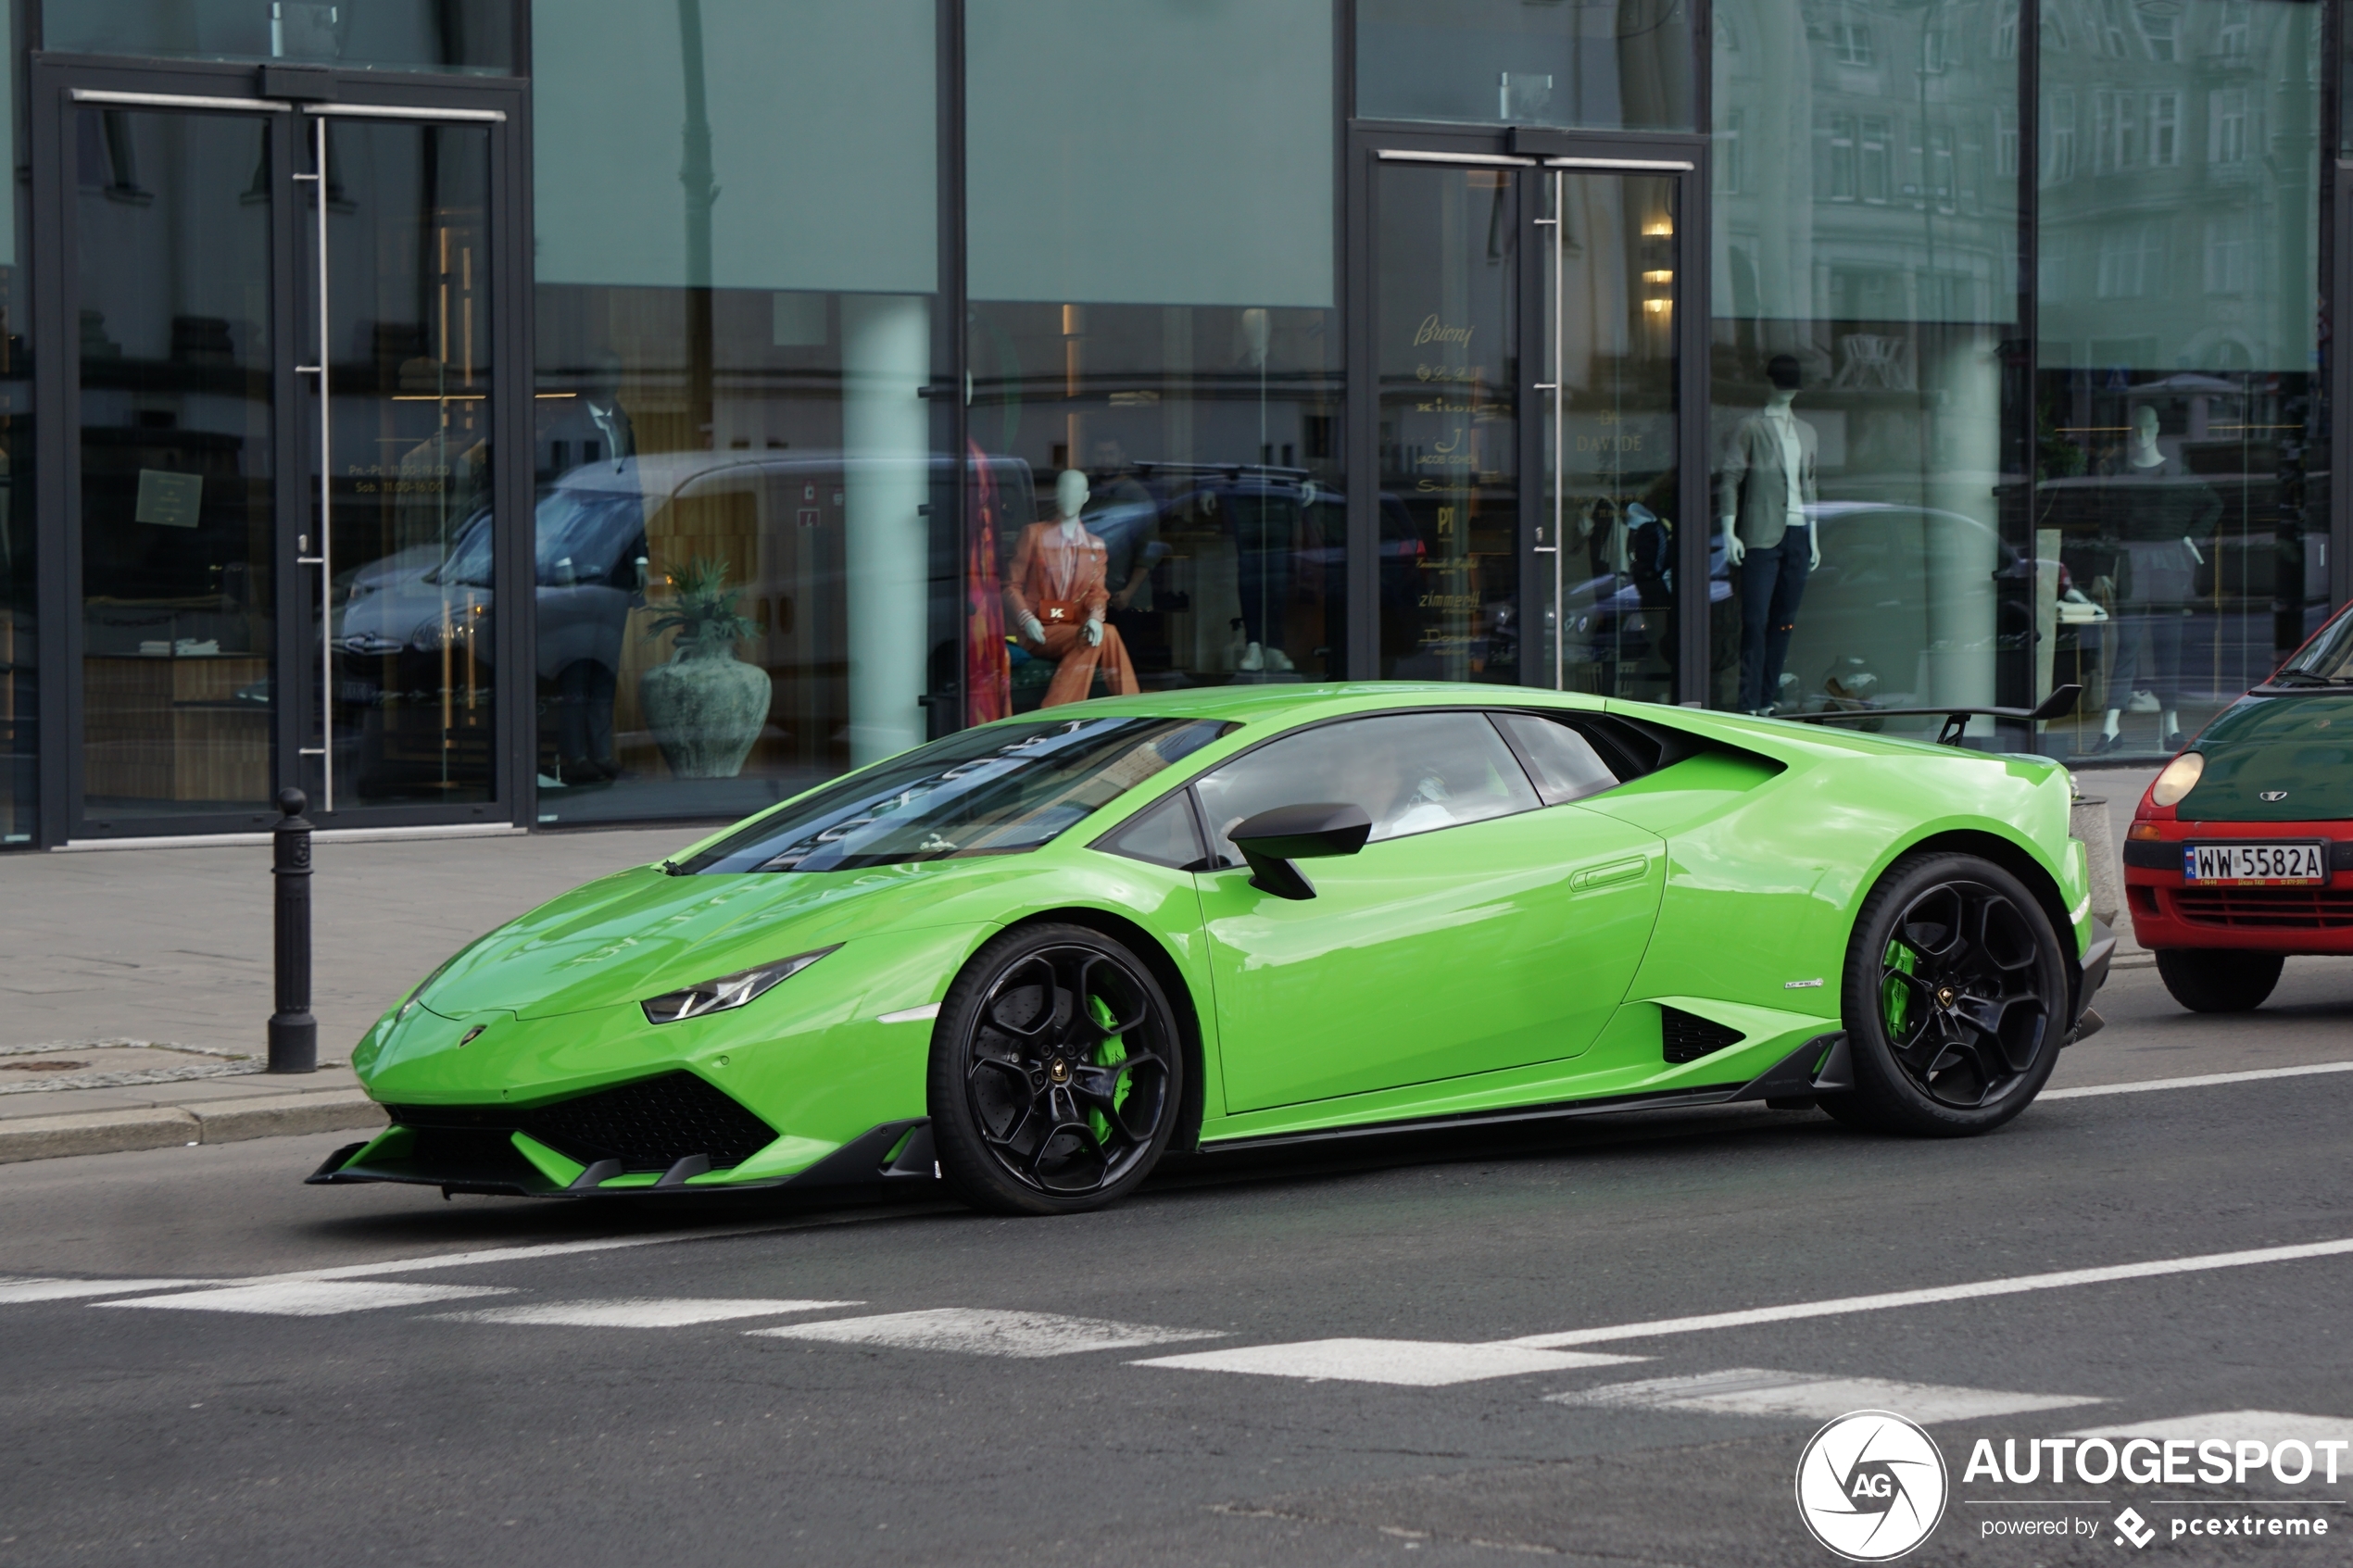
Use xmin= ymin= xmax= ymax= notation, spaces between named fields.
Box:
xmin=1795 ymin=1411 xmax=2341 ymax=1560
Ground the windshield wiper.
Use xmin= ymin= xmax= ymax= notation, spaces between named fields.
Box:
xmin=2266 ymin=670 xmax=2347 ymax=687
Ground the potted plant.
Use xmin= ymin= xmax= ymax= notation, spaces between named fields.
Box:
xmin=637 ymin=556 xmax=769 ymax=778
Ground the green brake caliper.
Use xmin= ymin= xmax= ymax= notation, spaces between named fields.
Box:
xmin=1086 ymin=995 xmax=1129 ymax=1143
xmin=1881 ymin=939 xmax=1918 ymax=1037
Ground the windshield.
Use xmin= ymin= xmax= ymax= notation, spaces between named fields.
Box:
xmin=2275 ymin=606 xmax=2353 ymax=684
xmin=674 ymin=716 xmax=1236 ymax=874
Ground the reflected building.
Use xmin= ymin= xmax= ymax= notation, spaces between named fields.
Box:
xmin=0 ymin=0 xmax=2344 ymax=847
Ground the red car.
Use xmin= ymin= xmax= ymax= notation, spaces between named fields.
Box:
xmin=2124 ymin=600 xmax=2353 ymax=1010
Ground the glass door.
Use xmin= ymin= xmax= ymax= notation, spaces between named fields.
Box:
xmin=299 ymin=109 xmax=498 ymax=815
xmin=1537 ymin=166 xmax=1684 ymax=700
xmin=63 ymin=78 xmax=510 ymax=837
xmin=1374 ymin=158 xmax=1521 ymax=684
xmin=73 ymin=102 xmax=283 ymax=830
xmin=1367 ymin=149 xmax=1692 ymax=696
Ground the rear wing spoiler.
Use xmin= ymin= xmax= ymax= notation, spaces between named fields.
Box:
xmin=1784 ymin=684 xmax=2082 ymax=748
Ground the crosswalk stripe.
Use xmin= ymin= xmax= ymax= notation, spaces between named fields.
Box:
xmin=0 ymin=1276 xmax=207 ymax=1304
xmin=436 ymin=1297 xmax=862 ymax=1328
xmin=1134 ymin=1338 xmax=1645 ymax=1386
xmin=2063 ymin=1411 xmax=2353 ymax=1445
xmin=751 ymin=1308 xmax=1222 ymax=1358
xmin=99 ymin=1281 xmax=515 ymax=1316
xmin=1549 ymin=1367 xmax=2098 ymax=1424
xmin=26 ymin=1210 xmax=950 ymax=1301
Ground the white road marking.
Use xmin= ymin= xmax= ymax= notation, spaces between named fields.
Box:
xmin=751 ymin=1307 xmax=1222 ymax=1358
xmin=436 ymin=1297 xmax=861 ymax=1328
xmin=1550 ymin=1367 xmax=2097 ymax=1424
xmin=1134 ymin=1338 xmax=1645 ymax=1386
xmin=19 ymin=1210 xmax=939 ymax=1302
xmin=2064 ymin=1411 xmax=2353 ymax=1445
xmin=2042 ymin=1061 xmax=2353 ymax=1100
xmin=0 ymin=1277 xmax=207 ymax=1303
xmin=875 ymin=1003 xmax=941 ymax=1025
xmin=99 ymin=1281 xmax=515 ymax=1316
xmin=1503 ymin=1236 xmax=2353 ymax=1349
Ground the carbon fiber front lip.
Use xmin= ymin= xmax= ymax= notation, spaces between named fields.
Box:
xmin=305 ymin=1119 xmax=939 ymax=1198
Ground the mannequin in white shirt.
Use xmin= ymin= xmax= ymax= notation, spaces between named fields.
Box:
xmin=1720 ymin=385 xmax=1820 ymax=573
xmin=1717 ymin=355 xmax=1821 ymax=713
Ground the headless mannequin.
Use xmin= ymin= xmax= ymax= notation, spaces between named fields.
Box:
xmin=1719 ymin=386 xmax=1821 ymax=574
xmin=2098 ymin=406 xmax=2200 ymax=747
xmin=1718 ymin=356 xmax=1821 ymax=714
xmin=1017 ymin=470 xmax=1107 ymax=651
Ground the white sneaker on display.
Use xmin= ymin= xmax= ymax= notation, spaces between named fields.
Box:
xmin=1239 ymin=642 xmax=1265 ymax=672
xmin=1264 ymin=646 xmax=1295 ymax=672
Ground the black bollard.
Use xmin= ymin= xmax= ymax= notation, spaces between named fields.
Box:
xmin=268 ymin=786 xmax=317 ymax=1073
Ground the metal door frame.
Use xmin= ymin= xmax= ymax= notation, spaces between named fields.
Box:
xmin=1347 ymin=122 xmax=1708 ymax=700
xmin=29 ymin=54 xmax=530 ymax=846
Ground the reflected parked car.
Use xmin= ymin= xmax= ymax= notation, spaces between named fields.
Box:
xmin=337 ymin=450 xmax=1034 ymax=784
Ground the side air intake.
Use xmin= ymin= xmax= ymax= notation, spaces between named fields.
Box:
xmin=1660 ymin=1006 xmax=1744 ymax=1064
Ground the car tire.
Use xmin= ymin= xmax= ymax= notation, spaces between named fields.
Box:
xmin=927 ymin=922 xmax=1185 ymax=1216
xmin=2154 ymin=948 xmax=2283 ymax=1013
xmin=1824 ymin=852 xmax=2070 ymax=1137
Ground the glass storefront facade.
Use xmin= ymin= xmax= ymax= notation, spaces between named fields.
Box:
xmin=2035 ymin=0 xmax=2325 ymax=756
xmin=44 ymin=0 xmax=514 ymax=73
xmin=1709 ymin=0 xmax=2021 ymax=731
xmin=965 ymin=0 xmax=1342 ymax=720
xmin=5 ymin=0 xmax=2347 ymax=847
xmin=0 ymin=2 xmax=24 ymax=844
xmin=528 ymin=0 xmax=942 ymax=826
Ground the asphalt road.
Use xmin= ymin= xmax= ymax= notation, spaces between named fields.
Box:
xmin=6 ymin=956 xmax=2353 ymax=1568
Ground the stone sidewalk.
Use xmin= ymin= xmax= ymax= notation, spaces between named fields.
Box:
xmin=0 ymin=822 xmax=694 ymax=1161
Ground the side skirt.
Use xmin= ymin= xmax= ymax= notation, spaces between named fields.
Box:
xmin=1191 ymin=1032 xmax=1857 ymax=1158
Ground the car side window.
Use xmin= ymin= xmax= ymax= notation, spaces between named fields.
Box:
xmin=1094 ymin=793 xmax=1209 ymax=870
xmin=1192 ymin=711 xmax=1541 ymax=861
xmin=1491 ymin=712 xmax=1623 ymax=805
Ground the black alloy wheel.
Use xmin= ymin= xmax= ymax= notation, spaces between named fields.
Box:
xmin=928 ymin=923 xmax=1183 ymax=1215
xmin=1822 ymin=852 xmax=2070 ymax=1136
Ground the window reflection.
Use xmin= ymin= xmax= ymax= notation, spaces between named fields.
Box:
xmin=45 ymin=0 xmax=514 ymax=73
xmin=2036 ymin=0 xmax=2323 ymax=759
xmin=964 ymin=0 xmax=1341 ymax=717
xmin=1710 ymin=0 xmax=2019 ymax=731
xmin=531 ymin=1 xmax=943 ymax=823
xmin=1358 ymin=0 xmax=1693 ymax=131
xmin=76 ymin=110 xmax=278 ymax=823
xmin=1549 ymin=175 xmax=1680 ymax=702
xmin=1378 ymin=165 xmax=1517 ymax=683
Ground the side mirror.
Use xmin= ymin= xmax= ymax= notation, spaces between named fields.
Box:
xmin=1227 ymin=802 xmax=1372 ymax=901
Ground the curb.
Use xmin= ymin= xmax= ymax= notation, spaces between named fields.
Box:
xmin=0 ymin=1090 xmax=386 ymax=1165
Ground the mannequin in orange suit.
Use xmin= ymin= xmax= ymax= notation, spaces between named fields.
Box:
xmin=1005 ymin=469 xmax=1141 ymax=707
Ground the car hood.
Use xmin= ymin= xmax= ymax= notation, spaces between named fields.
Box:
xmin=414 ymin=859 xmax=960 ymax=1020
xmin=2180 ymin=693 xmax=2353 ymax=822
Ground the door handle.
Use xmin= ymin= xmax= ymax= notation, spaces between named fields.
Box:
xmin=1571 ymin=856 xmax=1647 ymax=891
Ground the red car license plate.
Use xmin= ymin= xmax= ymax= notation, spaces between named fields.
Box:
xmin=2182 ymin=843 xmax=2328 ymax=884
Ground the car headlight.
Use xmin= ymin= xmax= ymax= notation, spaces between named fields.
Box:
xmin=2150 ymin=750 xmax=2204 ymax=808
xmin=641 ymin=947 xmax=837 ymax=1024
